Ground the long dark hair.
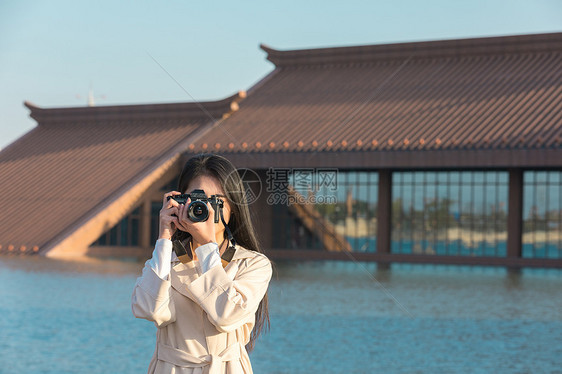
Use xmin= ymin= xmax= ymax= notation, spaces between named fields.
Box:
xmin=171 ymin=153 xmax=270 ymax=351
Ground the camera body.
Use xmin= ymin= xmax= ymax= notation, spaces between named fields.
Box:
xmin=167 ymin=189 xmax=224 ymax=223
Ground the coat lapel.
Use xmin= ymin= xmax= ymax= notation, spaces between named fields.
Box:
xmin=230 ymin=244 xmax=257 ymax=262
xmin=170 ymin=261 xmax=199 ymax=299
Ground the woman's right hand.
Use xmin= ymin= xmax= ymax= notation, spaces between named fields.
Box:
xmin=159 ymin=191 xmax=181 ymax=240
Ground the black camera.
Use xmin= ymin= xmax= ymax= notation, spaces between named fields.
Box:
xmin=167 ymin=189 xmax=224 ymax=223
xmin=167 ymin=188 xmax=236 ymax=265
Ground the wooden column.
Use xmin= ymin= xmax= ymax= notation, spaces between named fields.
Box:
xmin=249 ymin=170 xmax=274 ymax=250
xmin=377 ymin=170 xmax=392 ymax=255
xmin=140 ymin=199 xmax=152 ymax=250
xmin=507 ymin=169 xmax=523 ymax=259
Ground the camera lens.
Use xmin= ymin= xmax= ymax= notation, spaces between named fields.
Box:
xmin=188 ymin=201 xmax=209 ymax=222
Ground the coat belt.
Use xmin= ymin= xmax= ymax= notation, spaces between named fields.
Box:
xmin=157 ymin=342 xmax=241 ymax=374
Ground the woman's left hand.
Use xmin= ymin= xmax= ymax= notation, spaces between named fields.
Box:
xmin=175 ymin=198 xmax=217 ymax=245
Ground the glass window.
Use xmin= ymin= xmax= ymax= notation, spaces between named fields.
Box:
xmin=391 ymin=171 xmax=508 ymax=256
xmin=523 ymin=171 xmax=562 ymax=259
xmin=109 ymin=226 xmax=118 ymax=245
xmin=275 ymin=169 xmax=378 ymax=252
xmin=449 ymin=172 xmax=460 ymax=184
xmin=151 ymin=202 xmax=161 ymax=247
xmin=120 ymin=220 xmax=129 ymax=246
xmin=93 ymin=205 xmax=144 ymax=247
xmin=131 ymin=218 xmax=139 ymax=246
xmin=403 ymin=172 xmax=413 ymax=183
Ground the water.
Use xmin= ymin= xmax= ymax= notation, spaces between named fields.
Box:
xmin=0 ymin=256 xmax=561 ymax=374
xmin=351 ymin=237 xmax=562 ymax=260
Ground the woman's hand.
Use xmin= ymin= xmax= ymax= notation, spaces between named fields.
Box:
xmin=159 ymin=191 xmax=181 ymax=240
xmin=175 ymin=197 xmax=217 ymax=245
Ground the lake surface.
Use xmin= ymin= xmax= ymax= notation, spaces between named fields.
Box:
xmin=0 ymin=256 xmax=561 ymax=374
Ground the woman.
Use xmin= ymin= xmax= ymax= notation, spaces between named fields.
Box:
xmin=132 ymin=153 xmax=272 ymax=374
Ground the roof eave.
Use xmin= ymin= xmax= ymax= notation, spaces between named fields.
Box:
xmin=24 ymin=91 xmax=246 ymax=125
xmin=260 ymin=32 xmax=562 ymax=68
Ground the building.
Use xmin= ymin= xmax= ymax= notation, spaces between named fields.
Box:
xmin=0 ymin=32 xmax=561 ymax=267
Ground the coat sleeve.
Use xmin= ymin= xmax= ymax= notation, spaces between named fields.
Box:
xmin=131 ymin=261 xmax=176 ymax=328
xmin=186 ymin=253 xmax=272 ymax=332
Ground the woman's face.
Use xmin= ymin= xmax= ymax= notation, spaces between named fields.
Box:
xmin=184 ymin=174 xmax=231 ymax=225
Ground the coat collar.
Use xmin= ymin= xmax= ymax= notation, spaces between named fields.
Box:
xmin=230 ymin=244 xmax=260 ymax=261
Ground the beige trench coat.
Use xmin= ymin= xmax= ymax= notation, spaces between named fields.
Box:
xmin=132 ymin=244 xmax=272 ymax=374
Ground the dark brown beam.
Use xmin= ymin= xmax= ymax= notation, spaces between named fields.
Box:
xmin=252 ymin=170 xmax=274 ymax=249
xmin=215 ymin=149 xmax=562 ymax=170
xmin=377 ymin=170 xmax=392 ymax=254
xmin=507 ymin=169 xmax=523 ymax=259
xmin=266 ymin=249 xmax=562 ymax=269
xmin=140 ymin=200 xmax=151 ymax=250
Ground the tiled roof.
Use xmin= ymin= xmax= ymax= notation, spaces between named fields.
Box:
xmin=193 ymin=33 xmax=562 ymax=160
xmin=0 ymin=93 xmax=244 ymax=255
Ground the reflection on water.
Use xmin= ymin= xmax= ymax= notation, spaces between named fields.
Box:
xmin=0 ymin=256 xmax=561 ymax=373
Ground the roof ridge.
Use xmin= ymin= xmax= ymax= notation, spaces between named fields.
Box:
xmin=260 ymin=32 xmax=562 ymax=67
xmin=25 ymin=91 xmax=246 ymax=125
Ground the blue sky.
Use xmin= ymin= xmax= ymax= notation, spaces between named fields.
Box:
xmin=1 ymin=0 xmax=561 ymax=149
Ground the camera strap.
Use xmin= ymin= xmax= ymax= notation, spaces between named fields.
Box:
xmin=219 ymin=206 xmax=237 ymax=265
xmin=172 ymin=238 xmax=193 ymax=264
xmin=219 ymin=207 xmax=236 ymax=249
